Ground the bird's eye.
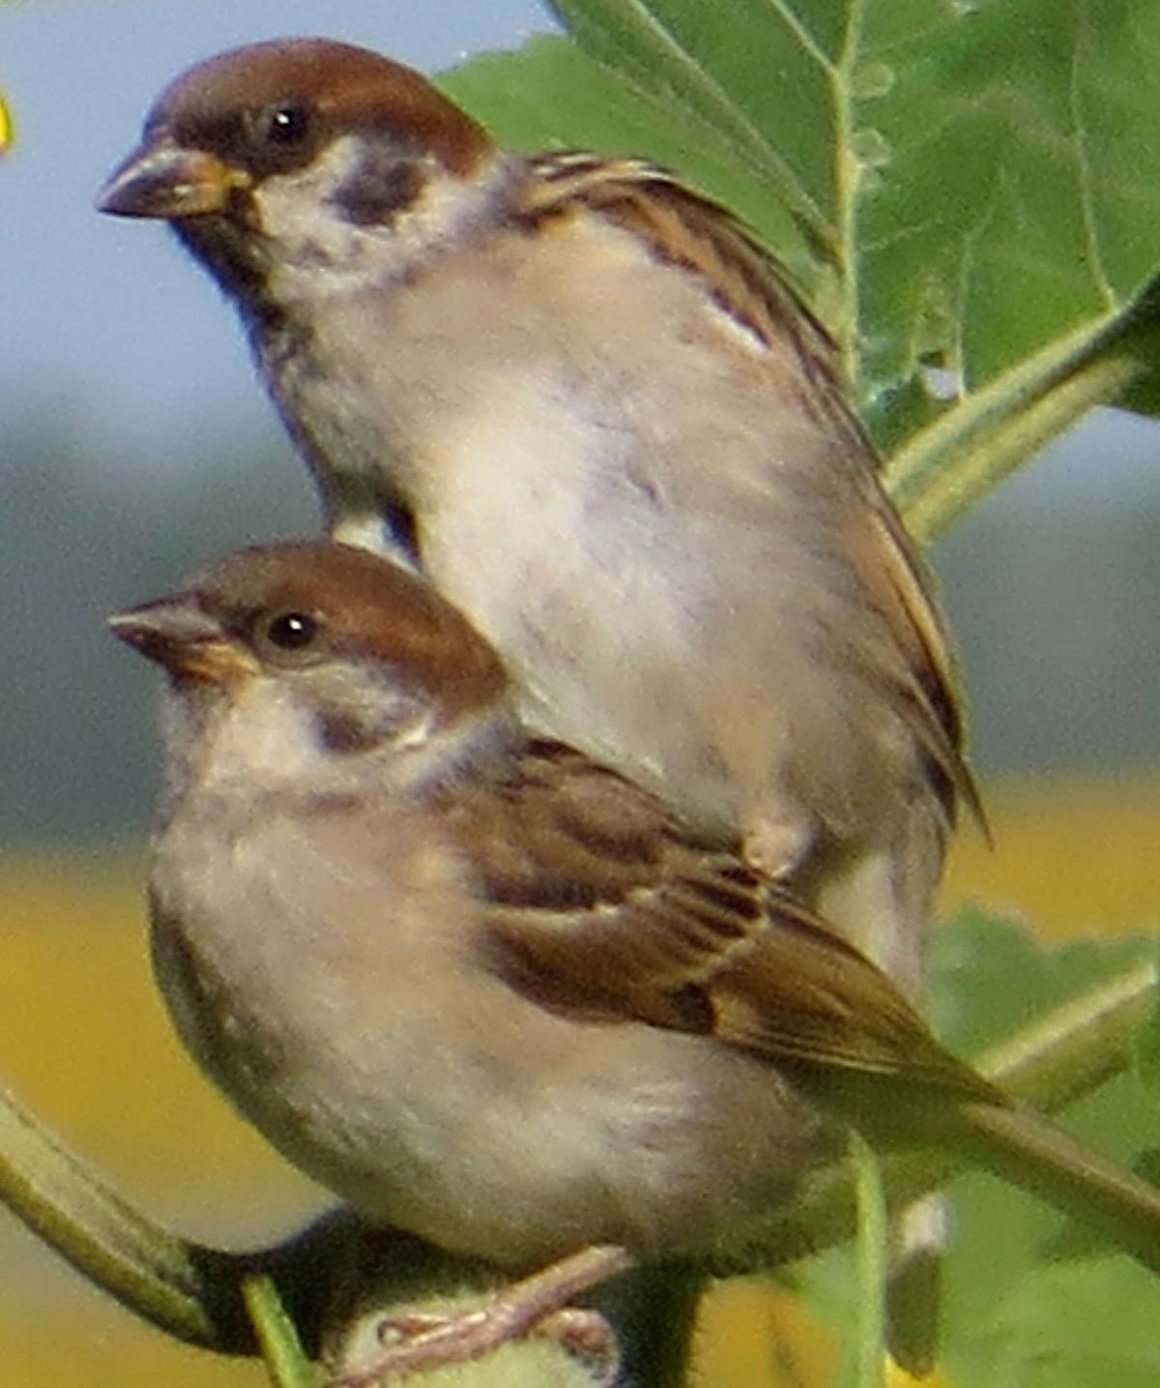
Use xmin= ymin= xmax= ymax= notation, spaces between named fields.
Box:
xmin=260 ymin=610 xmax=319 ymax=652
xmin=263 ymin=102 xmax=312 ymax=147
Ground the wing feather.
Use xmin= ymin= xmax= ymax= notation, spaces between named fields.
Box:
xmin=443 ymin=745 xmax=996 ymax=1106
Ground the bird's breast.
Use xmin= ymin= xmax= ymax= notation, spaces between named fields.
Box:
xmin=149 ymin=796 xmax=827 ymax=1264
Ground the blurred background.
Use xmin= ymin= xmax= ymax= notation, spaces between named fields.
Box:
xmin=3 ymin=1 xmax=1159 ymax=1383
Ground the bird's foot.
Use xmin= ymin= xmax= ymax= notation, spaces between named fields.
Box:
xmin=332 ymin=1244 xmax=632 ymax=1385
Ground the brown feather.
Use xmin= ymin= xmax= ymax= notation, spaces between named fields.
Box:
xmin=445 ymin=743 xmax=997 ymax=1114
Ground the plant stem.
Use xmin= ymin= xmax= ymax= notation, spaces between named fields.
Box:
xmin=849 ymin=1132 xmax=886 ymax=1388
xmin=244 ymin=1274 xmax=319 ymax=1388
xmin=887 ymin=306 xmax=1160 ymax=545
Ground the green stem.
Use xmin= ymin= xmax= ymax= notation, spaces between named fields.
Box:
xmin=981 ymin=955 xmax=1157 ymax=1106
xmin=0 ymin=1083 xmax=230 ymax=1348
xmin=244 ymin=1274 xmax=319 ymax=1388
xmin=887 ymin=306 xmax=1160 ymax=545
xmin=848 ymin=1132 xmax=887 ymax=1388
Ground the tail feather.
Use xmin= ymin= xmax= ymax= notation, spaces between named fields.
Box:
xmin=960 ymin=1101 xmax=1160 ymax=1273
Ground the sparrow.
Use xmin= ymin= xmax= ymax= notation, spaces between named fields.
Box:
xmin=97 ymin=37 xmax=979 ymax=999
xmin=109 ymin=539 xmax=1160 ymax=1382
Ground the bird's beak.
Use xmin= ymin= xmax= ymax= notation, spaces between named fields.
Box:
xmin=108 ymin=598 xmax=258 ymax=686
xmin=97 ymin=140 xmax=251 ymax=219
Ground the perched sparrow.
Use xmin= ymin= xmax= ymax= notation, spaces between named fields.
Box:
xmin=110 ymin=540 xmax=1160 ymax=1381
xmin=98 ymin=38 xmax=979 ymax=998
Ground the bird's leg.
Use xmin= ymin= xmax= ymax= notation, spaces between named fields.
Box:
xmin=332 ymin=1244 xmax=633 ymax=1385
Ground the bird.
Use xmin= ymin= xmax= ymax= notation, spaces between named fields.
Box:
xmin=97 ymin=36 xmax=980 ymax=1003
xmin=109 ymin=539 xmax=1160 ymax=1383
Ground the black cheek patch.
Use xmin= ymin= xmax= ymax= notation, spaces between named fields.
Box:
xmin=329 ymin=157 xmax=425 ymax=227
xmin=317 ymin=709 xmax=378 ymax=754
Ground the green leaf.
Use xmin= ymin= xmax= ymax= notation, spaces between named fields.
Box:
xmin=536 ymin=1 xmax=841 ymax=251
xmin=541 ymin=0 xmax=1160 ymax=406
xmin=439 ymin=36 xmax=817 ymax=283
xmin=928 ymin=906 xmax=1157 ymax=1057
xmin=945 ymin=1233 xmax=1160 ymax=1386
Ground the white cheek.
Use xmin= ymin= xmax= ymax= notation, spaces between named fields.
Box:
xmin=256 ymin=137 xmax=503 ymax=300
xmin=189 ymin=681 xmax=328 ymax=796
xmin=256 ymin=141 xmax=383 ymax=278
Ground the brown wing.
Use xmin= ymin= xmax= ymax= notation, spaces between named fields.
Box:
xmin=516 ymin=154 xmax=980 ymax=829
xmin=444 ymin=743 xmax=996 ymax=1105
xmin=851 ymin=498 xmax=985 ymax=825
